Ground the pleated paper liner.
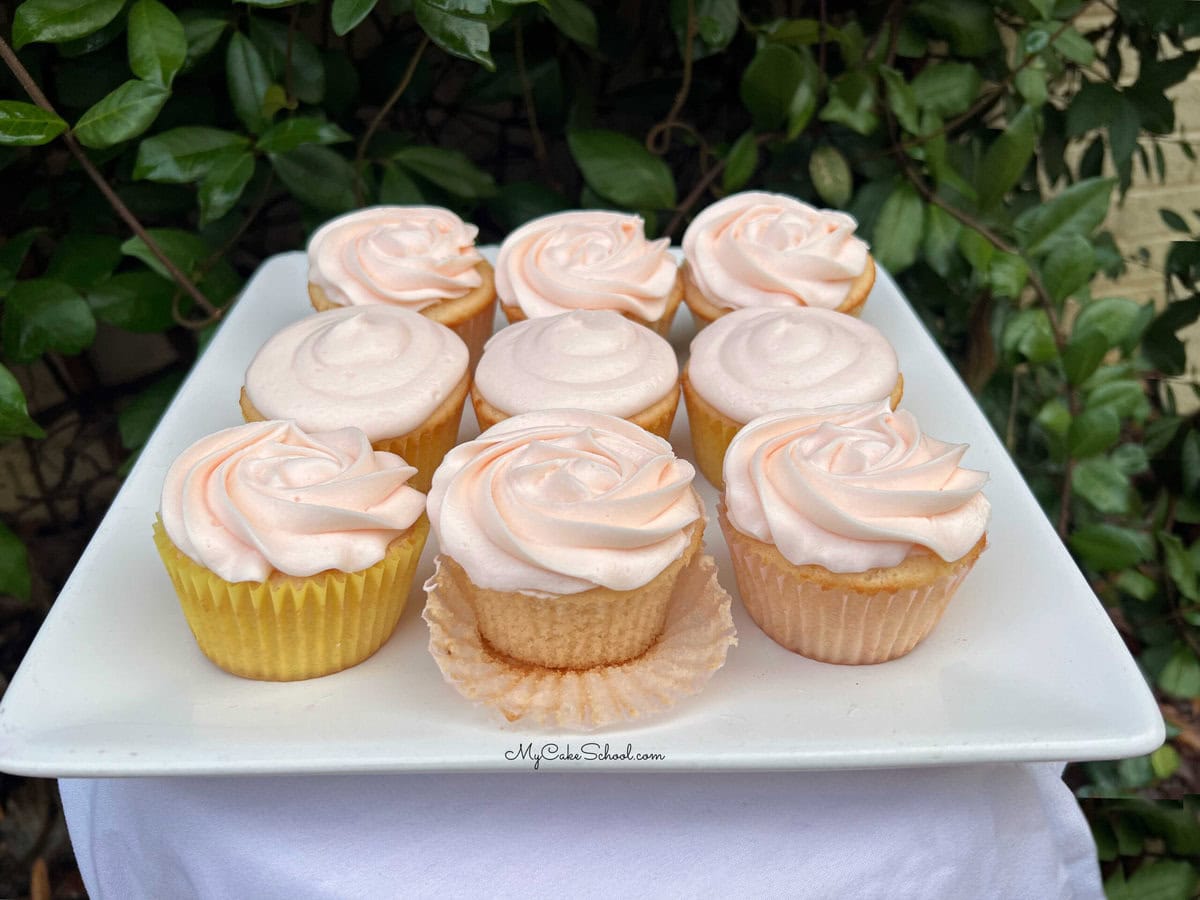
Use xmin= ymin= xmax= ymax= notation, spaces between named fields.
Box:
xmin=718 ymin=504 xmax=985 ymax=665
xmin=469 ymin=384 xmax=681 ymax=441
xmin=423 ymin=551 xmax=737 ymax=729
xmin=153 ymin=516 xmax=429 ymax=681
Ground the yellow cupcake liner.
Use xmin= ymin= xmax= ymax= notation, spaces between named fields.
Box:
xmin=718 ymin=506 xmax=980 ymax=665
xmin=439 ymin=293 xmax=497 ymax=371
xmin=153 ymin=516 xmax=429 ymax=681
xmin=423 ymin=548 xmax=736 ymax=729
xmin=469 ymin=383 xmax=680 ymax=441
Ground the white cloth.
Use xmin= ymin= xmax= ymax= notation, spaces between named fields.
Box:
xmin=61 ymin=763 xmax=1101 ymax=899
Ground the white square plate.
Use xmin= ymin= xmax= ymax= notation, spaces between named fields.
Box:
xmin=0 ymin=249 xmax=1163 ymax=776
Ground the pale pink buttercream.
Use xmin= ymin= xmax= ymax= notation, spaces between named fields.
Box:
xmin=687 ymin=307 xmax=898 ymax=422
xmin=307 ymin=206 xmax=483 ymax=309
xmin=244 ymin=306 xmax=468 ymax=440
xmin=723 ymin=402 xmax=989 ymax=573
xmin=475 ymin=310 xmax=678 ymax=418
xmin=161 ymin=421 xmax=425 ymax=582
xmin=427 ymin=410 xmax=700 ymax=594
xmin=494 ymin=211 xmax=678 ymax=322
xmin=682 ymin=191 xmax=868 ymax=310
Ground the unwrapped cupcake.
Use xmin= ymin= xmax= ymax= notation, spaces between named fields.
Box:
xmin=472 ymin=309 xmax=680 ymax=439
xmin=719 ymin=402 xmax=989 ymax=665
xmin=683 ymin=306 xmax=902 ymax=488
xmin=306 ymin=205 xmax=496 ymax=365
xmin=495 ymin=210 xmax=683 ymax=337
xmin=240 ymin=305 xmax=469 ymax=491
xmin=681 ymin=191 xmax=875 ymax=324
xmin=153 ymin=420 xmax=429 ymax=681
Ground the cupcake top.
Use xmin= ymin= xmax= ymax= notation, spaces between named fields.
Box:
xmin=682 ymin=191 xmax=869 ymax=310
xmin=427 ymin=410 xmax=701 ymax=595
xmin=687 ymin=306 xmax=898 ymax=422
xmin=307 ymin=205 xmax=484 ymax=310
xmin=475 ymin=310 xmax=679 ymax=418
xmin=494 ymin=210 xmax=678 ymax=322
xmin=244 ymin=306 xmax=469 ymax=441
xmin=723 ymin=402 xmax=990 ymax=573
xmin=160 ymin=420 xmax=425 ymax=582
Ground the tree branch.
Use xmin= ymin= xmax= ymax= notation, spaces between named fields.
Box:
xmin=353 ymin=35 xmax=430 ymax=205
xmin=646 ymin=0 xmax=696 ymax=155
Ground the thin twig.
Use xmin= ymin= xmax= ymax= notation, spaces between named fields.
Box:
xmin=353 ymin=35 xmax=431 ymax=205
xmin=514 ymin=19 xmax=556 ymax=190
xmin=664 ymin=133 xmax=776 ymax=239
xmin=285 ymin=6 xmax=299 ymax=106
xmin=0 ymin=35 xmax=219 ymax=319
xmin=646 ymin=0 xmax=696 ymax=155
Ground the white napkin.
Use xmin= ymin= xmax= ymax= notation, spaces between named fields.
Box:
xmin=61 ymin=763 xmax=1100 ymax=899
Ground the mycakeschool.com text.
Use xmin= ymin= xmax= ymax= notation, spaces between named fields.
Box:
xmin=504 ymin=743 xmax=667 ymax=770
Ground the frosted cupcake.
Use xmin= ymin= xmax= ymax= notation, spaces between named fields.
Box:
xmin=240 ymin=306 xmax=469 ymax=491
xmin=495 ymin=210 xmax=683 ymax=337
xmin=681 ymin=191 xmax=875 ymax=324
xmin=472 ymin=310 xmax=680 ymax=439
xmin=682 ymin=306 xmax=902 ymax=488
xmin=719 ymin=402 xmax=989 ymax=665
xmin=306 ymin=205 xmax=496 ymax=365
xmin=153 ymin=421 xmax=429 ymax=681
xmin=426 ymin=410 xmax=704 ymax=670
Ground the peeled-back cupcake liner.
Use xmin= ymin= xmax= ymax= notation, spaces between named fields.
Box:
xmin=153 ymin=517 xmax=429 ymax=681
xmin=422 ymin=551 xmax=737 ymax=729
xmin=718 ymin=507 xmax=980 ymax=665
xmin=470 ymin=384 xmax=680 ymax=441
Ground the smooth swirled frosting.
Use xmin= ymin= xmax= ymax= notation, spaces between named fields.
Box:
xmin=494 ymin=211 xmax=678 ymax=321
xmin=682 ymin=191 xmax=869 ymax=310
xmin=161 ymin=421 xmax=426 ymax=582
xmin=307 ymin=206 xmax=484 ymax=310
xmin=687 ymin=307 xmax=898 ymax=422
xmin=244 ymin=306 xmax=468 ymax=440
xmin=427 ymin=410 xmax=701 ymax=595
xmin=475 ymin=310 xmax=679 ymax=417
xmin=724 ymin=402 xmax=990 ymax=573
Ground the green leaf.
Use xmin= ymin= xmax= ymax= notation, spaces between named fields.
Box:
xmin=1087 ymin=380 xmax=1150 ymax=422
xmin=87 ymin=271 xmax=175 ymax=333
xmin=12 ymin=0 xmax=125 ymax=49
xmin=269 ymin=145 xmax=357 ymax=212
xmin=1150 ymin=744 xmax=1180 ymax=779
xmin=0 ymin=364 xmax=44 ymax=441
xmin=922 ymin=205 xmax=962 ymax=278
xmin=1183 ymin=429 xmax=1200 ymax=497
xmin=1076 ymin=296 xmax=1145 ymax=352
xmin=911 ymin=0 xmax=998 ymax=57
xmin=256 ymin=117 xmax=350 ymax=153
xmin=723 ymin=130 xmax=758 ymax=194
xmin=128 ymin=0 xmax=187 ymax=88
xmin=1042 ymin=235 xmax=1095 ymax=305
xmin=198 ymin=152 xmax=255 ymax=225
xmin=987 ymin=252 xmax=1028 ymax=299
xmin=1070 ymin=524 xmax=1154 ymax=571
xmin=74 ymin=80 xmax=171 ymax=150
xmin=120 ymin=228 xmax=209 ymax=280
xmin=0 ymin=521 xmax=31 ymax=601
xmin=1071 ymin=457 xmax=1131 ymax=514
xmin=391 ymin=145 xmax=496 ymax=199
xmin=248 ymin=18 xmax=325 ymax=106
xmin=487 ymin=181 xmax=569 ymax=232
xmin=544 ymin=0 xmax=598 ymax=49
xmin=0 ymin=102 xmax=68 ymax=147
xmin=740 ymin=44 xmax=805 ymax=132
xmin=819 ymin=71 xmax=878 ymax=136
xmin=880 ymin=66 xmax=919 ymax=133
xmin=1161 ymin=532 xmax=1200 ymax=602
xmin=1015 ymin=68 xmax=1046 ymax=108
xmin=567 ymin=130 xmax=677 ymax=209
xmin=911 ymin=63 xmax=981 ymax=118
xmin=1014 ymin=177 xmax=1115 ymax=257
xmin=1068 ymin=406 xmax=1120 ymax=457
xmin=1109 ymin=442 xmax=1147 ymax=476
xmin=0 ymin=230 xmax=40 ymax=299
xmin=871 ymin=184 xmax=923 ymax=274
xmin=414 ymin=0 xmax=494 ymax=70
xmin=1116 ymin=569 xmax=1157 ymax=601
xmin=1109 ymin=96 xmax=1141 ymax=181
xmin=134 ymin=127 xmax=251 ymax=185
xmin=333 ymin=0 xmax=379 ymax=36
xmin=1003 ymin=308 xmax=1057 ymax=364
xmin=1065 ymin=82 xmax=1117 ymax=138
xmin=379 ymin=164 xmax=425 ymax=205
xmin=1050 ymin=25 xmax=1094 ymax=66
xmin=1157 ymin=643 xmax=1200 ymax=697
xmin=2 ymin=279 xmax=96 ymax=363
xmin=671 ymin=0 xmax=738 ymax=60
xmin=118 ymin=371 xmax=184 ymax=451
xmin=978 ymin=106 xmax=1036 ymax=211
xmin=226 ymin=32 xmax=273 ymax=134
xmin=808 ymin=145 xmax=852 ymax=209
xmin=1161 ymin=209 xmax=1190 ymax=233
xmin=46 ymin=233 xmax=122 ymax=291
xmin=181 ymin=11 xmax=227 ymax=71
xmin=1144 ymin=296 xmax=1200 ymax=376
xmin=1063 ymin=328 xmax=1108 ymax=385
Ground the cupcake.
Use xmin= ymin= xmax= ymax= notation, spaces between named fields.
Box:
xmin=426 ymin=410 xmax=704 ymax=670
xmin=153 ymin=421 xmax=429 ymax=681
xmin=306 ymin=205 xmax=496 ymax=366
xmin=681 ymin=191 xmax=875 ymax=325
xmin=719 ymin=402 xmax=989 ymax=665
xmin=682 ymin=306 xmax=902 ymax=488
xmin=471 ymin=310 xmax=680 ymax=439
xmin=494 ymin=210 xmax=683 ymax=337
xmin=240 ymin=305 xmax=469 ymax=492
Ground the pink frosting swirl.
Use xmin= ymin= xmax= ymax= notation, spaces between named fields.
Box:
xmin=724 ymin=402 xmax=990 ymax=573
xmin=494 ymin=211 xmax=678 ymax=321
xmin=307 ymin=206 xmax=484 ymax=309
xmin=161 ymin=421 xmax=426 ymax=582
xmin=427 ymin=410 xmax=701 ymax=594
xmin=682 ymin=191 xmax=869 ymax=310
